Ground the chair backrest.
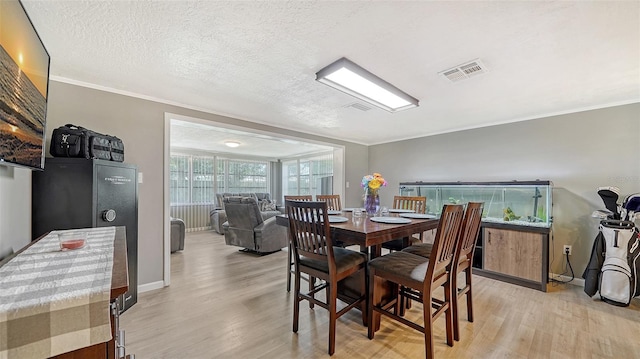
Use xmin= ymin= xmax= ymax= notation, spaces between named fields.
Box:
xmin=424 ymin=204 xmax=465 ymax=289
xmin=456 ymin=202 xmax=484 ymax=264
xmin=316 ymin=195 xmax=342 ymax=210
xmin=286 ymin=200 xmax=336 ymax=273
xmin=393 ymin=196 xmax=427 ymax=214
xmin=284 ymin=195 xmax=313 ymax=202
xmin=224 ymin=197 xmax=264 ymax=228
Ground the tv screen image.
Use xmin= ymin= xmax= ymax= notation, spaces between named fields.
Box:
xmin=0 ymin=0 xmax=50 ymax=170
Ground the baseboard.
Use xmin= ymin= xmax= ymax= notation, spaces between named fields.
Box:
xmin=549 ymin=272 xmax=584 ymax=287
xmin=138 ymin=280 xmax=164 ymax=293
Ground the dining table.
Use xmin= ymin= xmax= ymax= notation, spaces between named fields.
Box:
xmin=276 ymin=209 xmax=440 ymax=327
xmin=276 ymin=210 xmax=439 ymax=258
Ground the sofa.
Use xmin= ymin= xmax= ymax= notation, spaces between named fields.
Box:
xmin=210 ymin=192 xmax=280 ymax=234
xmin=222 ymin=196 xmax=288 ymax=253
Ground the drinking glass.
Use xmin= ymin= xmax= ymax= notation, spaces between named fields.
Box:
xmin=380 ymin=206 xmax=389 ymax=217
xmin=352 ymin=208 xmax=363 ymax=225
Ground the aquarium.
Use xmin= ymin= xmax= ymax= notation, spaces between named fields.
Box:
xmin=399 ymin=181 xmax=552 ymax=228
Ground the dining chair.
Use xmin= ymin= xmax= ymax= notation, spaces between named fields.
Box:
xmin=284 ymin=195 xmax=313 ymax=292
xmin=402 ymin=202 xmax=484 ymax=341
xmin=367 ymin=203 xmax=465 ymax=359
xmin=393 ymin=195 xmax=427 ymax=213
xmin=316 ymin=194 xmax=342 ymax=211
xmin=381 ymin=195 xmax=427 ymax=251
xmin=286 ymin=200 xmax=367 ymax=356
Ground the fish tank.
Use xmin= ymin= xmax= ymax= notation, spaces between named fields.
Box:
xmin=399 ymin=181 xmax=552 ymax=228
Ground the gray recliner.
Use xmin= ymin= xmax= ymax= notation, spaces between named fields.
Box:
xmin=222 ymin=196 xmax=288 ymax=253
xmin=210 ymin=192 xmax=280 ymax=234
xmin=170 ymin=217 xmax=185 ymax=253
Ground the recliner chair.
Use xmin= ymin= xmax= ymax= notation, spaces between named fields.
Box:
xmin=222 ymin=196 xmax=288 ymax=253
xmin=170 ymin=217 xmax=185 ymax=252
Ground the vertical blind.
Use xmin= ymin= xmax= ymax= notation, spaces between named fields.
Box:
xmin=170 ymin=155 xmax=269 ymax=205
xmin=283 ymin=152 xmax=333 ymax=197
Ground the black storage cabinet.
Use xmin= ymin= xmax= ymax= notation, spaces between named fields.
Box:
xmin=32 ymin=158 xmax=138 ymax=312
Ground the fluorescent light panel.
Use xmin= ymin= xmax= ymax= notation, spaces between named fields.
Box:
xmin=316 ymin=58 xmax=418 ymax=112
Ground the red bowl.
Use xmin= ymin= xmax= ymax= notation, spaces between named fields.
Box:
xmin=61 ymin=239 xmax=85 ymax=250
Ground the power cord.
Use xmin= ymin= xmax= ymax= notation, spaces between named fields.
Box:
xmin=550 ymin=249 xmax=575 ymax=285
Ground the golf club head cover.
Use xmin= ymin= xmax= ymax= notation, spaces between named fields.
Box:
xmin=598 ymin=187 xmax=620 ymax=216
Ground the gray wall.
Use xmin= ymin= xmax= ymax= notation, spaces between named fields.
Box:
xmin=0 ymin=80 xmax=367 ymax=287
xmin=370 ymin=102 xmax=640 ymax=276
xmin=3 ymin=79 xmax=637 ymax=286
xmin=0 ymin=166 xmax=31 ymax=260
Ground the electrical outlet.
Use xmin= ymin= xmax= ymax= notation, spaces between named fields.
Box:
xmin=563 ymin=245 xmax=572 ymax=255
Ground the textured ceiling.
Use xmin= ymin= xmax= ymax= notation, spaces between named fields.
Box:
xmin=170 ymin=119 xmax=334 ymax=158
xmin=22 ymin=1 xmax=640 ymax=147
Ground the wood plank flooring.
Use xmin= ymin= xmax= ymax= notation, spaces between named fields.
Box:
xmin=120 ymin=230 xmax=640 ymax=358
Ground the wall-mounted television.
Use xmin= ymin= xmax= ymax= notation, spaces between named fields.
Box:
xmin=0 ymin=0 xmax=50 ymax=170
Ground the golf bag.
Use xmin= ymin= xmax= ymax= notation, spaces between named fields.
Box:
xmin=585 ymin=220 xmax=640 ymax=306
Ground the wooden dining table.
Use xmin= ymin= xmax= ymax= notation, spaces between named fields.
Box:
xmin=276 ymin=210 xmax=439 ymax=259
xmin=276 ymin=210 xmax=439 ymax=327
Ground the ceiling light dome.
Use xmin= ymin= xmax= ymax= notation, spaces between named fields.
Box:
xmin=224 ymin=141 xmax=240 ymax=148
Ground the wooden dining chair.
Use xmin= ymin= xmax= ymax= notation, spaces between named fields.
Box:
xmin=393 ymin=195 xmax=427 ymax=214
xmin=286 ymin=200 xmax=367 ymax=356
xmin=367 ymin=204 xmax=465 ymax=359
xmin=381 ymin=195 xmax=427 ymax=251
xmin=402 ymin=202 xmax=484 ymax=341
xmin=316 ymin=194 xmax=342 ymax=211
xmin=284 ymin=195 xmax=313 ymax=292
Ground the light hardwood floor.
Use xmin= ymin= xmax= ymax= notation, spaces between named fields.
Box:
xmin=121 ymin=231 xmax=640 ymax=358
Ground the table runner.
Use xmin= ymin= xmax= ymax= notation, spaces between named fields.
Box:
xmin=0 ymin=227 xmax=116 ymax=358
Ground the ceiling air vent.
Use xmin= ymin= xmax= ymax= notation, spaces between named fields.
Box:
xmin=440 ymin=59 xmax=487 ymax=83
xmin=345 ymin=102 xmax=372 ymax=112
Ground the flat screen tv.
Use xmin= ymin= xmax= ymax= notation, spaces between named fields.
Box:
xmin=0 ymin=0 xmax=50 ymax=170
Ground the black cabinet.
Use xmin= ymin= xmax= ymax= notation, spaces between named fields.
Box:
xmin=32 ymin=158 xmax=138 ymax=312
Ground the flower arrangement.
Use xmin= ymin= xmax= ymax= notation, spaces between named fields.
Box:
xmin=361 ymin=172 xmax=387 ymax=195
xmin=362 ymin=173 xmax=387 ymax=215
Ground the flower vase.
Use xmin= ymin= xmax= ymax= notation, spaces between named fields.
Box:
xmin=364 ymin=190 xmax=380 ymax=216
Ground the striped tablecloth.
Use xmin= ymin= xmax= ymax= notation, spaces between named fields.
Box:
xmin=0 ymin=227 xmax=116 ymax=359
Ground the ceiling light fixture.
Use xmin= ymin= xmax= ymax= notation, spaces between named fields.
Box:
xmin=224 ymin=141 xmax=240 ymax=148
xmin=315 ymin=57 xmax=419 ymax=113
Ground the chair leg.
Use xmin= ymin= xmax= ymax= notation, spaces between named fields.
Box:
xmin=466 ymin=268 xmax=474 ymax=322
xmin=422 ymin=291 xmax=434 ymax=359
xmin=286 ymin=242 xmax=292 ymax=292
xmin=328 ymin=282 xmax=337 ymax=355
xmin=367 ymin=269 xmax=376 ymax=340
xmin=360 ymin=269 xmax=368 ymax=327
xmin=293 ymin=271 xmax=301 ymax=333
xmin=444 ymin=282 xmax=454 ymax=347
xmin=309 ymin=276 xmax=315 ymax=309
xmin=452 ymin=274 xmax=461 ymax=342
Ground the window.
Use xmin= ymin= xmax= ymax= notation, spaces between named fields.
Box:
xmin=170 ymin=155 xmax=190 ymax=204
xmin=226 ymin=160 xmax=268 ymax=193
xmin=283 ymin=152 xmax=333 ymax=197
xmin=170 ymin=154 xmax=269 ymax=204
xmin=192 ymin=157 xmax=215 ymax=203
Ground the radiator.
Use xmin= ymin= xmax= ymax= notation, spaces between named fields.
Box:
xmin=170 ymin=204 xmax=216 ymax=232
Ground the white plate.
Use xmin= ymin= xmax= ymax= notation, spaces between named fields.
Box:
xmin=327 ymin=216 xmax=349 ymax=223
xmin=343 ymin=208 xmax=365 ymax=212
xmin=370 ymin=216 xmax=412 ymax=224
xmin=399 ymin=213 xmax=436 ymax=219
xmin=327 ymin=210 xmax=342 ymax=215
xmin=388 ymin=209 xmax=415 ymax=213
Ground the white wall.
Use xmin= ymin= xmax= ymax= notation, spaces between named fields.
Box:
xmin=0 ymin=80 xmax=368 ymax=287
xmin=370 ymin=103 xmax=640 ymax=276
